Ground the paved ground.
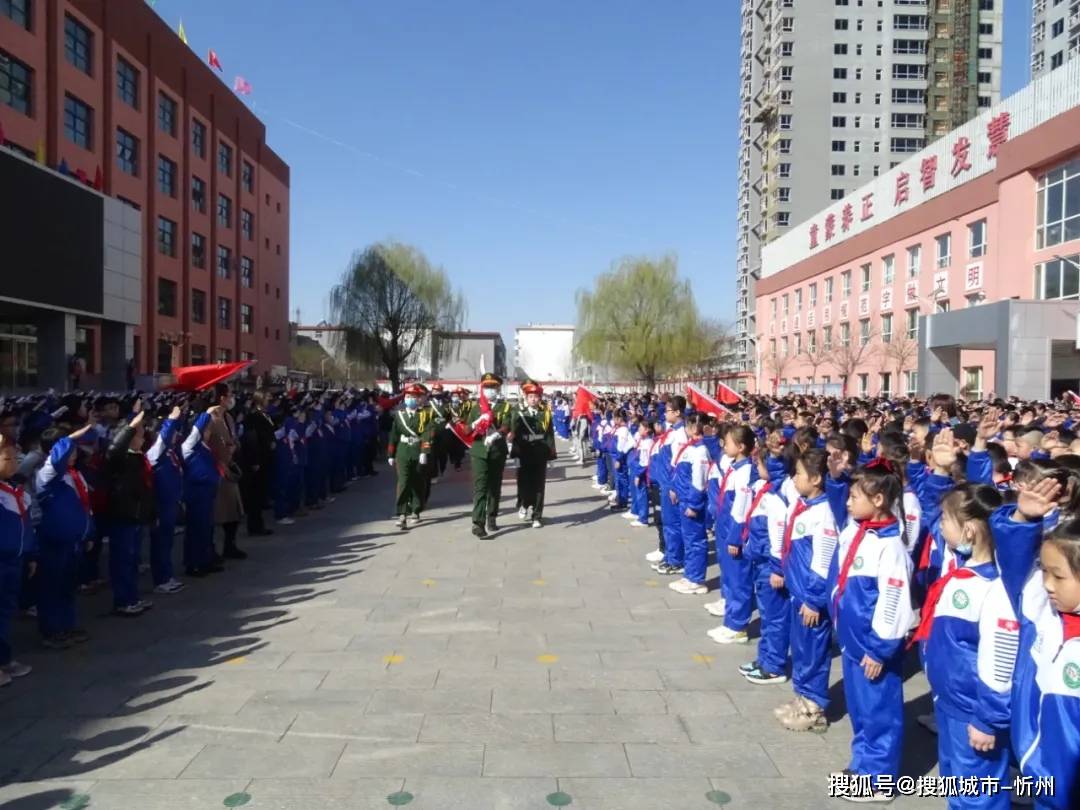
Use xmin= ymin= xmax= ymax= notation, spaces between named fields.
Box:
xmin=0 ymin=442 xmax=944 ymax=810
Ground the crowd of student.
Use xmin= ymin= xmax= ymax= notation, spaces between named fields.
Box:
xmin=578 ymin=391 xmax=1078 ymax=808
xmin=0 ymin=384 xmax=393 ymax=686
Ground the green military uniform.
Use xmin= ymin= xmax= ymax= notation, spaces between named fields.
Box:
xmin=512 ymin=393 xmax=556 ymax=526
xmin=427 ymin=394 xmax=451 ymax=479
xmin=447 ymin=391 xmax=470 ymax=470
xmin=471 ymin=375 xmax=512 ymax=538
xmin=387 ymin=402 xmax=434 ymax=526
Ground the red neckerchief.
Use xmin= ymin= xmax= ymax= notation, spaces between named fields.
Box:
xmin=741 ymin=482 xmax=773 ymax=542
xmin=672 ymin=438 xmax=701 ymax=467
xmin=69 ymin=470 xmax=92 ymax=514
xmin=917 ymin=531 xmax=936 ymax=572
xmin=834 ymin=518 xmax=899 ymax=609
xmin=910 ymin=567 xmax=977 ymax=647
xmin=780 ymin=497 xmax=809 ymax=561
xmin=0 ymin=481 xmax=28 ymax=521
xmin=141 ymin=454 xmax=154 ymax=491
xmin=1062 ymin=612 xmax=1080 ymax=643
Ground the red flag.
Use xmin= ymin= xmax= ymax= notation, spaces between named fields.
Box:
xmin=1065 ymin=390 xmax=1080 ymax=407
xmin=715 ymin=380 xmax=743 ymax=406
xmin=165 ymin=361 xmax=254 ymax=391
xmin=571 ymin=385 xmax=598 ymax=420
xmin=75 ymin=167 xmax=88 ymax=184
xmin=0 ymin=119 xmax=6 ymax=147
xmin=686 ymin=382 xmax=732 ymax=419
xmin=450 ymin=383 xmax=493 ymax=449
xmin=93 ymin=165 xmax=103 ymax=191
xmin=208 ymin=49 xmax=223 ymax=72
xmin=233 ymin=76 xmax=252 ymax=96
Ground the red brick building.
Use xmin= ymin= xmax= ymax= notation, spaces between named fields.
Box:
xmin=0 ymin=0 xmax=290 ymax=378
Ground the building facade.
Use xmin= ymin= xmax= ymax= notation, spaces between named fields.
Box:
xmin=734 ymin=0 xmax=1003 ymax=375
xmin=513 ymin=324 xmax=575 ymax=382
xmin=0 ymin=0 xmax=290 ymax=381
xmin=1031 ymin=0 xmax=1080 ymax=79
xmin=754 ymin=59 xmax=1080 ymax=399
xmin=431 ymin=331 xmax=506 ymax=380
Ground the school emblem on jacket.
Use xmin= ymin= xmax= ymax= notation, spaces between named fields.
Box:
xmin=852 ymin=556 xmax=864 ymax=570
xmin=795 ymin=522 xmax=806 ymax=534
xmin=1064 ymin=661 xmax=1080 ymax=690
xmin=951 ymin=590 xmax=970 ymax=610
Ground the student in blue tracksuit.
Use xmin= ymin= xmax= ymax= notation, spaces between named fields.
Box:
xmin=272 ymin=416 xmax=297 ymax=525
xmin=0 ymin=435 xmax=36 ymax=686
xmin=289 ymin=411 xmax=308 ymax=515
xmin=912 ymin=483 xmax=1017 ymax=810
xmin=182 ymin=406 xmax=224 ymax=577
xmin=740 ymin=443 xmax=793 ymax=685
xmin=651 ymin=397 xmax=688 ymax=578
xmin=670 ymin=414 xmax=711 ymax=596
xmin=329 ymin=403 xmax=349 ymax=494
xmin=147 ymin=406 xmax=185 ymax=594
xmin=35 ymin=424 xmax=96 ymax=646
xmin=992 ymin=477 xmax=1080 ymax=810
xmin=776 ymin=448 xmax=839 ymax=730
xmin=711 ymin=425 xmax=758 ymax=644
xmin=827 ymin=460 xmax=914 ymax=801
xmin=610 ymin=412 xmax=632 ymax=512
xmin=628 ymin=421 xmax=653 ymax=528
xmin=592 ymin=414 xmax=608 ymax=491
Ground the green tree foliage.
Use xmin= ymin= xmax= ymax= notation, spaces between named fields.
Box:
xmin=329 ymin=241 xmax=466 ymax=391
xmin=575 ymin=255 xmax=707 ymax=389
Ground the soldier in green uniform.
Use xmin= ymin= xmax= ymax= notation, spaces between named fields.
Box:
xmin=470 ymin=373 xmax=513 ymax=539
xmin=387 ymin=382 xmax=434 ymax=530
xmin=512 ymin=380 xmax=556 ymax=529
xmin=447 ymin=387 xmax=471 ymax=471
xmin=426 ymin=383 xmax=451 ymax=482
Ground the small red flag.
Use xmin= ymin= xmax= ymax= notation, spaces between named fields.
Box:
xmin=686 ymin=383 xmax=732 ymax=419
xmin=93 ymin=165 xmax=103 ymax=191
xmin=165 ymin=361 xmax=254 ymax=391
xmin=715 ymin=380 xmax=743 ymax=406
xmin=233 ymin=76 xmax=252 ymax=96
xmin=571 ymin=385 xmax=598 ymax=421
xmin=0 ymin=119 xmax=6 ymax=147
xmin=208 ymin=49 xmax=223 ymax=72
xmin=75 ymin=167 xmax=88 ymax=184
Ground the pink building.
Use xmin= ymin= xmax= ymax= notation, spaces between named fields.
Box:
xmin=754 ymin=61 xmax=1080 ymax=400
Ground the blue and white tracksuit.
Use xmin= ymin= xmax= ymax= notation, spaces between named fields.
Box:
xmin=674 ymin=440 xmax=711 ymax=585
xmin=628 ymin=436 xmax=652 ymax=525
xmin=744 ymin=476 xmax=791 ymax=676
xmin=715 ymin=458 xmax=756 ymax=631
xmin=34 ymin=439 xmax=95 ymax=637
xmin=782 ymin=494 xmax=838 ymax=708
xmin=593 ymin=419 xmax=609 ymax=488
xmin=992 ymin=506 xmax=1080 ymax=810
xmin=182 ymin=413 xmax=221 ymax=570
xmin=0 ymin=482 xmax=36 ymax=666
xmin=613 ymin=425 xmax=633 ymax=508
xmin=829 ymin=519 xmax=915 ymax=784
xmin=147 ymin=418 xmax=183 ymax=586
xmin=656 ymin=424 xmax=687 ymax=569
xmin=923 ymin=560 xmax=1019 ymax=810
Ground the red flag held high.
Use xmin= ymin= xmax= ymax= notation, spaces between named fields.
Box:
xmin=571 ymin=385 xmax=598 ymax=421
xmin=450 ymin=381 xmax=493 ymax=449
xmin=686 ymin=383 xmax=732 ymax=419
xmin=93 ymin=165 xmax=103 ymax=191
xmin=1065 ymin=390 xmax=1080 ymax=407
xmin=233 ymin=76 xmax=252 ymax=96
xmin=166 ymin=361 xmax=254 ymax=392
xmin=208 ymin=49 xmax=223 ymax=72
xmin=715 ymin=380 xmax=743 ymax=406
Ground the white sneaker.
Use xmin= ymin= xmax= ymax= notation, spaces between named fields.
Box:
xmin=154 ymin=579 xmax=185 ymax=594
xmin=2 ymin=660 xmax=32 ymax=678
xmin=645 ymin=549 xmax=664 ymax=563
xmin=276 ymin=517 xmax=296 ymax=526
xmin=707 ymin=625 xmax=749 ymax=644
xmin=532 ymin=520 xmax=542 ymax=529
xmin=621 ymin=511 xmax=636 ymax=519
xmin=703 ymin=599 xmax=727 ymax=617
xmin=518 ymin=507 xmax=528 ymax=520
xmin=669 ymin=578 xmax=709 ymax=595
xmin=629 ymin=521 xmax=648 ymax=528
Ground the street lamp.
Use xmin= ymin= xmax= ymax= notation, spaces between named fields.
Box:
xmin=320 ymin=357 xmax=330 ymax=381
xmin=345 ymin=361 xmax=357 ymax=384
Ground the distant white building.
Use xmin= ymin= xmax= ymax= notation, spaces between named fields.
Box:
xmin=514 ymin=324 xmax=576 ymax=382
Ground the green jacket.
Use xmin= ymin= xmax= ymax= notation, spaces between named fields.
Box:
xmin=511 ymin=403 xmax=556 ymax=457
xmin=470 ymin=399 xmax=513 ymax=459
xmin=387 ymin=408 xmax=434 ymax=459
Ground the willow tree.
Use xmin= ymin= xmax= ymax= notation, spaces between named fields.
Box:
xmin=329 ymin=241 xmax=466 ymax=391
xmin=575 ymin=255 xmax=706 ymax=390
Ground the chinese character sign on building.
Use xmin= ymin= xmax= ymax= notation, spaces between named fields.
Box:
xmin=965 ymin=263 xmax=984 ymax=292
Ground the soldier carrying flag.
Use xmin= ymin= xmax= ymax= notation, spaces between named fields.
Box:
xmin=513 ymin=380 xmax=556 ymax=529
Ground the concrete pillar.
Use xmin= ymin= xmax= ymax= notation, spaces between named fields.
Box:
xmin=35 ymin=311 xmax=77 ymax=391
xmin=100 ymin=321 xmax=133 ymax=391
xmin=1002 ymin=336 xmax=1053 ymax=401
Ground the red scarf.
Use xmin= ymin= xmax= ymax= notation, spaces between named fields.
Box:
xmin=645 ymin=428 xmax=672 ymax=485
xmin=909 ymin=567 xmax=976 ymax=648
xmin=141 ymin=455 xmax=154 ymax=492
xmin=69 ymin=470 xmax=92 ymax=514
xmin=834 ymin=518 xmax=899 ymax=610
xmin=780 ymin=498 xmax=809 ymax=562
xmin=741 ymin=483 xmax=773 ymax=542
xmin=672 ymin=438 xmax=700 ymax=467
xmin=1062 ymin=612 xmax=1080 ymax=643
xmin=0 ymin=481 xmax=27 ymax=521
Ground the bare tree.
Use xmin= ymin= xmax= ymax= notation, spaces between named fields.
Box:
xmin=800 ymin=346 xmax=834 ymax=393
xmin=827 ymin=331 xmax=880 ymax=397
xmin=763 ymin=347 xmax=796 ymax=394
xmin=883 ymin=334 xmax=919 ymax=390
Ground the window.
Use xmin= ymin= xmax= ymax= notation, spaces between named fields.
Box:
xmin=242 ymin=161 xmax=254 ymax=193
xmin=218 ymin=194 xmax=232 ymax=228
xmin=191 ymin=176 xmax=206 ymax=212
xmin=780 ymin=114 xmax=792 ymax=130
xmin=978 ymin=22 xmax=993 ymax=35
xmin=794 ymin=333 xmax=802 ymax=355
xmin=893 ymin=39 xmax=926 ymax=55
xmin=977 ymin=71 xmax=992 ymax=85
xmin=832 ymin=116 xmax=847 ymax=128
xmin=776 ymin=212 xmax=790 ymax=227
xmin=860 ymin=264 xmax=871 ymax=293
xmin=157 ymin=339 xmax=173 ymax=375
xmin=1036 ymin=158 xmax=1080 ymax=249
xmin=155 ymin=95 xmax=177 ymax=141
xmin=835 ymin=43 xmax=848 ymax=55
xmin=1051 ymin=52 xmax=1064 ymax=70
xmin=831 ymin=189 xmax=845 ymax=200
xmin=218 ymin=348 xmax=232 ymax=363
xmin=1035 ymin=254 xmax=1080 ymax=300
xmin=795 ymin=289 xmax=803 ymax=310
xmin=907 ymin=244 xmax=921 ymax=277
xmin=241 ymin=209 xmax=253 ymax=240
xmin=894 ymin=14 xmax=927 ymax=29
xmin=893 ymin=63 xmax=927 ymax=80
xmin=833 ymin=67 xmax=848 ymax=80
xmin=778 ymin=187 xmax=791 ymax=202
xmin=808 ymin=330 xmax=817 ymax=353
xmin=906 ymin=308 xmax=919 ymax=339
xmin=809 ymin=283 xmax=818 ymax=307
xmin=892 ymin=88 xmax=926 ymax=104
xmin=782 ymin=294 xmax=790 ymax=316
xmin=63 ymin=94 xmax=92 ymax=149
xmin=157 ymin=278 xmax=177 ymax=317
xmin=823 ymin=325 xmax=833 ymax=351
xmin=778 ymin=163 xmax=791 ymax=177
xmin=835 ymin=19 xmax=849 ymax=30
xmin=978 ymin=47 xmax=993 ymax=60
xmin=840 ymin=322 xmax=851 ymax=347
xmin=218 ymin=297 xmax=232 ymax=329
xmin=841 ymin=270 xmax=852 ymax=297
xmin=833 ymin=91 xmax=847 ymax=103
xmin=218 ymin=142 xmax=233 ymax=176
xmin=116 ymin=57 xmax=138 ymax=109
xmin=192 ymin=119 xmax=206 ymax=159
xmin=891 ymin=137 xmax=925 ymax=153
xmin=217 ymin=245 xmax=232 ymax=279
xmin=891 ymin=113 xmax=924 ymax=129
xmin=780 ymin=41 xmax=793 ymax=57
xmin=964 ymin=367 xmax=984 ymax=399
xmin=241 ymin=256 xmax=254 ymax=288
xmin=831 ymin=165 xmax=846 ymax=176
xmin=978 ymin=0 xmax=994 ymax=9
xmin=881 ymin=314 xmax=893 ymax=344
xmin=832 ymin=140 xmax=846 ymax=152
xmin=157 ymin=155 xmax=176 ymax=197
xmin=0 ymin=50 xmax=32 ymax=116
xmin=191 ymin=344 xmax=207 ymax=365
xmin=116 ymin=128 xmax=138 ymax=176
xmin=64 ymin=14 xmax=92 ymax=75
xmin=936 ymin=299 xmax=951 ymax=314
xmin=779 ymin=138 xmax=792 ymax=154
xmin=1 ymin=0 xmax=31 ymax=29
xmin=883 ymin=254 xmax=895 ymax=285
xmin=191 ymin=232 xmax=206 ymax=268
xmin=240 ymin=304 xmax=253 ymax=334
xmin=936 ymin=233 xmax=951 ymax=268
xmin=858 ymin=374 xmax=869 ymax=396
xmin=192 ymin=289 xmax=206 ymax=324
xmin=781 ymin=16 xmax=793 ymax=31
xmin=968 ymin=219 xmax=987 ymax=258
xmin=157 ymin=216 xmax=176 ymax=257
xmin=825 ymin=277 xmax=834 ymax=303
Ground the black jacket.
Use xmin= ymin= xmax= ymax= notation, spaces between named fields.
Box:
xmin=240 ymin=409 xmax=275 ymax=471
xmin=106 ymin=426 xmax=158 ymax=525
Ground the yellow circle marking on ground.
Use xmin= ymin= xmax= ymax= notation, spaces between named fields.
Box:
xmin=532 ymin=579 xmax=546 ymax=586
xmin=421 ymin=578 xmax=437 ymax=587
xmin=616 ymin=538 xmax=629 ymax=544
xmin=536 ymin=653 xmax=559 ymax=664
xmin=383 ymin=654 xmax=406 ymax=665
xmin=691 ymin=653 xmax=714 ymax=665
xmin=224 ymin=657 xmax=246 ymax=666
xmin=644 ymin=580 xmax=660 ymax=587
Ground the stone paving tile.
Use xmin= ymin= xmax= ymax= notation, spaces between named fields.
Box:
xmin=554 ymin=713 xmax=690 ymax=743
xmin=320 ymin=667 xmax=438 ymax=690
xmin=491 ymin=687 xmax=616 ymax=714
xmin=287 ymin=709 xmax=424 ymax=743
xmin=402 ymin=777 xmax=557 ymax=810
xmin=624 ymin=742 xmax=779 ymax=778
xmin=332 ymin=742 xmax=485 ymax=777
xmin=610 ymin=690 xmax=670 ymax=715
xmin=35 ymin=739 xmax=209 ymax=780
xmin=559 ymin=777 xmax=717 ymax=810
xmin=433 ymin=667 xmax=550 ymax=690
xmin=549 ymin=668 xmax=663 ymax=690
xmin=418 ymin=713 xmax=554 ymax=743
xmin=365 ymin=687 xmax=493 ymax=714
xmin=180 ymin=739 xmax=346 ymax=779
xmin=482 ymin=743 xmax=631 ymax=777
xmin=81 ymin=779 xmax=252 ymax=810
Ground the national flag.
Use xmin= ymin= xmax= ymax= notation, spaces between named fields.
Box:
xmin=178 ymin=20 xmax=188 ymax=45
xmin=233 ymin=76 xmax=252 ymax=96
xmin=0 ymin=120 xmax=6 ymax=147
xmin=715 ymin=379 xmax=743 ymax=406
xmin=686 ymin=382 xmax=732 ymax=419
xmin=93 ymin=165 xmax=103 ymax=191
xmin=165 ymin=361 xmax=254 ymax=391
xmin=57 ymin=159 xmax=70 ymax=176
xmin=449 ymin=378 xmax=493 ymax=449
xmin=571 ymin=385 xmax=598 ymax=421
xmin=208 ymin=49 xmax=223 ymax=72
xmin=35 ymin=138 xmax=45 ymax=163
xmin=1065 ymin=390 xmax=1080 ymax=407
xmin=74 ymin=167 xmax=88 ymax=184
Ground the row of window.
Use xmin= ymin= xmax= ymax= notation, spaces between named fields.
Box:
xmin=157 ymin=343 xmax=256 ymax=374
xmin=157 ymin=282 xmax=255 ymax=332
xmin=156 ymin=218 xmax=273 ymax=276
xmin=777 ymin=371 xmax=922 ymax=399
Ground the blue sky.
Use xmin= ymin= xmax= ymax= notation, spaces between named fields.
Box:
xmin=159 ymin=0 xmax=1031 ymax=346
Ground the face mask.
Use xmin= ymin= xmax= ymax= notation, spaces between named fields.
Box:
xmin=451 ymin=397 xmax=461 ymax=405
xmin=404 ymin=397 xmax=418 ymax=409
xmin=954 ymin=541 xmax=974 ymax=558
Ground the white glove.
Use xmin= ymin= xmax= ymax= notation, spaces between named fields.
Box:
xmin=419 ymin=453 xmax=428 ymax=465
xmin=484 ymin=433 xmax=497 ymax=447
xmin=388 ymin=457 xmax=395 ymax=467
